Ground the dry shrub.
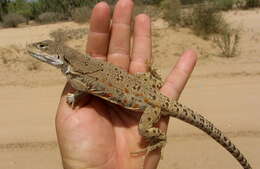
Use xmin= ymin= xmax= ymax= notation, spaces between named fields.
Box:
xmin=1 ymin=55 xmax=8 ymax=64
xmin=49 ymin=29 xmax=68 ymax=43
xmin=179 ymin=8 xmax=193 ymax=27
xmin=49 ymin=28 xmax=88 ymax=43
xmin=2 ymin=13 xmax=26 ymax=28
xmin=162 ymin=0 xmax=182 ymax=26
xmin=133 ymin=5 xmax=161 ymax=19
xmin=71 ymin=6 xmax=91 ymax=23
xmin=37 ymin=12 xmax=63 ymax=24
xmin=191 ymin=3 xmax=227 ymax=37
xmin=234 ymin=0 xmax=247 ymax=8
xmin=0 ymin=46 xmax=42 ymax=71
xmin=234 ymin=0 xmax=260 ymax=8
xmin=214 ymin=29 xmax=240 ymax=57
xmin=26 ymin=58 xmax=42 ymax=71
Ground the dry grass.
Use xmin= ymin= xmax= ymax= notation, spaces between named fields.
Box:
xmin=213 ymin=28 xmax=240 ymax=57
xmin=191 ymin=3 xmax=227 ymax=38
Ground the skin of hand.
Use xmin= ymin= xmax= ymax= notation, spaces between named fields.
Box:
xmin=55 ymin=0 xmax=197 ymax=169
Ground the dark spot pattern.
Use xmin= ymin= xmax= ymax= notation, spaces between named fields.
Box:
xmin=133 ymin=84 xmax=141 ymax=91
xmin=170 ymin=104 xmax=252 ymax=169
xmin=164 ymin=102 xmax=169 ymax=107
xmin=115 ymin=74 xmax=124 ymax=81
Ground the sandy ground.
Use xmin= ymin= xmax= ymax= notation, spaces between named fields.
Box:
xmin=0 ymin=9 xmax=259 ymax=169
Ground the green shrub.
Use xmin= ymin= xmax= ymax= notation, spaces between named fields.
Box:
xmin=214 ymin=29 xmax=240 ymax=57
xmin=215 ymin=0 xmax=235 ymax=10
xmin=7 ymin=0 xmax=32 ymax=24
xmin=162 ymin=0 xmax=182 ymax=26
xmin=245 ymin=0 xmax=260 ymax=8
xmin=2 ymin=13 xmax=26 ymax=27
xmin=71 ymin=6 xmax=91 ymax=23
xmin=136 ymin=0 xmax=164 ymax=5
xmin=37 ymin=12 xmax=63 ymax=24
xmin=180 ymin=0 xmax=206 ymax=5
xmin=191 ymin=3 xmax=227 ymax=37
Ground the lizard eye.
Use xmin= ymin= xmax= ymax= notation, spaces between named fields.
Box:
xmin=37 ymin=43 xmax=48 ymax=50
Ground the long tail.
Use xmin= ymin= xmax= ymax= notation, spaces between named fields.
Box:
xmin=163 ymin=101 xmax=252 ymax=169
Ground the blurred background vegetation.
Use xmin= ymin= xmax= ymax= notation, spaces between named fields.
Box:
xmin=0 ymin=0 xmax=258 ymax=58
xmin=0 ymin=0 xmax=259 ymax=27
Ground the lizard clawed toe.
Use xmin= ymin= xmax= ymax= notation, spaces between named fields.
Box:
xmin=130 ymin=148 xmax=148 ymax=157
xmin=66 ymin=93 xmax=76 ymax=108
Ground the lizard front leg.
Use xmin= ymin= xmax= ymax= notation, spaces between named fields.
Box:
xmin=66 ymin=90 xmax=86 ymax=108
xmin=133 ymin=106 xmax=167 ymax=155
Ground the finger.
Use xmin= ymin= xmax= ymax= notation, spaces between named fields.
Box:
xmin=161 ymin=50 xmax=197 ymax=100
xmin=144 ymin=50 xmax=197 ymax=169
xmin=63 ymin=3 xmax=111 ymax=98
xmin=129 ymin=14 xmax=152 ymax=74
xmin=86 ymin=2 xmax=111 ymax=60
xmin=108 ymin=0 xmax=134 ymax=70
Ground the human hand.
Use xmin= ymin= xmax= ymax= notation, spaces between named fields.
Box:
xmin=55 ymin=0 xmax=197 ymax=169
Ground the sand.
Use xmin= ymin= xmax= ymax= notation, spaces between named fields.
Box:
xmin=0 ymin=9 xmax=259 ymax=169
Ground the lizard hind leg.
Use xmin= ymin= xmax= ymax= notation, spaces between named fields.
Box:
xmin=135 ymin=60 xmax=163 ymax=89
xmin=136 ymin=71 xmax=163 ymax=89
xmin=148 ymin=65 xmax=163 ymax=82
xmin=131 ymin=106 xmax=167 ymax=156
xmin=148 ymin=60 xmax=163 ymax=89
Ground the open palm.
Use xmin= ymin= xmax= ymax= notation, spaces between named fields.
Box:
xmin=55 ymin=0 xmax=197 ymax=169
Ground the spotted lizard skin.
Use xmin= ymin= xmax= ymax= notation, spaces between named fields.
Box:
xmin=27 ymin=40 xmax=252 ymax=169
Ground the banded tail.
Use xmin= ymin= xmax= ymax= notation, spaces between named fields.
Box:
xmin=163 ymin=101 xmax=252 ymax=169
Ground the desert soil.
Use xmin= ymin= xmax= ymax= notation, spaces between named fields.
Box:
xmin=0 ymin=9 xmax=259 ymax=169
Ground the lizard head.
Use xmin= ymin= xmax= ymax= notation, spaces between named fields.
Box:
xmin=27 ymin=40 xmax=92 ymax=76
xmin=27 ymin=40 xmax=65 ymax=68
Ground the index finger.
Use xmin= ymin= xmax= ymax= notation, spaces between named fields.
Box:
xmin=86 ymin=2 xmax=111 ymax=59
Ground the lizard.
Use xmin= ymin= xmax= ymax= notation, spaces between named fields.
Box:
xmin=27 ymin=40 xmax=252 ymax=169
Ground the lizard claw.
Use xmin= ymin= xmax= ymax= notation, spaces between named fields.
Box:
xmin=66 ymin=91 xmax=86 ymax=109
xmin=130 ymin=139 xmax=166 ymax=158
xmin=66 ymin=93 xmax=76 ymax=108
xmin=130 ymin=148 xmax=148 ymax=157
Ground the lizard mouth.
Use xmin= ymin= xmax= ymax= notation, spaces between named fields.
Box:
xmin=27 ymin=50 xmax=64 ymax=67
